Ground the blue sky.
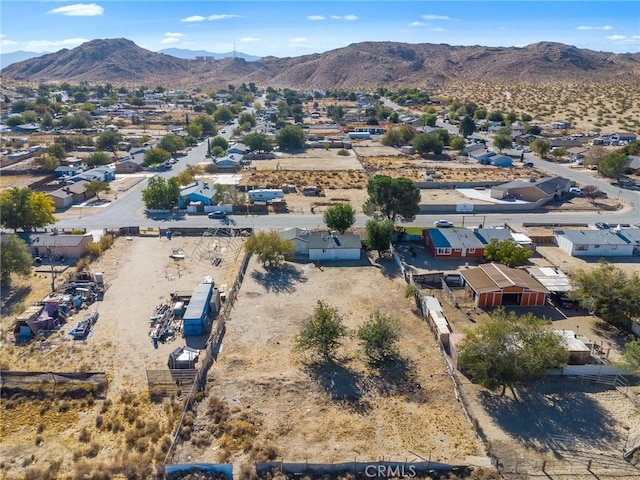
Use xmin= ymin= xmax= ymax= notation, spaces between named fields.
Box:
xmin=1 ymin=1 xmax=639 ymax=57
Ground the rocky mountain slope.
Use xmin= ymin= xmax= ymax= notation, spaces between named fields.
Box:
xmin=2 ymin=38 xmax=639 ymax=89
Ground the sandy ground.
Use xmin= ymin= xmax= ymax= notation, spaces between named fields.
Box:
xmin=173 ymin=254 xmax=485 ymax=467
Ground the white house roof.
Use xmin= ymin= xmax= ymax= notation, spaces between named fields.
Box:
xmin=307 ymin=233 xmax=361 ymax=250
xmin=554 ymin=229 xmax=639 ymax=247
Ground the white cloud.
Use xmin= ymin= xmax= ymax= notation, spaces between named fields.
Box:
xmin=409 ymin=21 xmax=428 ymax=27
xmin=289 ymin=37 xmax=307 ymax=44
xmin=181 ymin=15 xmax=205 ymax=23
xmin=307 ymin=15 xmax=325 ymax=21
xmin=47 ymin=3 xmax=104 ymax=17
xmin=24 ymin=38 xmax=89 ymax=52
xmin=422 ymin=14 xmax=451 ymax=21
xmin=241 ymin=37 xmax=261 ymax=43
xmin=576 ymin=25 xmax=613 ymax=31
xmin=207 ymin=14 xmax=241 ymax=21
xmin=161 ymin=32 xmax=184 ymax=44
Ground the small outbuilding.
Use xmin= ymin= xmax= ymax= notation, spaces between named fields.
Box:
xmin=461 ymin=263 xmax=548 ymax=307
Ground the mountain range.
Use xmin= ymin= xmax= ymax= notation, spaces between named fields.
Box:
xmin=1 ymin=38 xmax=639 ymax=90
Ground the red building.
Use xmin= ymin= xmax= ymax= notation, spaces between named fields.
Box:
xmin=460 ymin=263 xmax=548 ymax=307
xmin=422 ymin=228 xmax=486 ymax=259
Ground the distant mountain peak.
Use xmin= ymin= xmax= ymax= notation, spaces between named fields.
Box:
xmin=1 ymin=38 xmax=638 ymax=90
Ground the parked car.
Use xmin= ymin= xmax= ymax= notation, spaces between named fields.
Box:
xmin=434 ymin=219 xmax=454 ymax=228
xmin=595 ymin=222 xmax=610 ymax=230
xmin=208 ymin=211 xmax=226 ymax=219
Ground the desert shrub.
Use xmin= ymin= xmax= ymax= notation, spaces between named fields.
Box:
xmin=135 ymin=436 xmax=149 ymax=453
xmin=79 ymin=427 xmax=91 ymax=443
xmin=85 ymin=442 xmax=100 ymax=458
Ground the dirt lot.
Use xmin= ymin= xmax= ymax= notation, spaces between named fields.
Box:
xmin=0 ymin=234 xmax=245 ymax=479
xmin=172 ymin=254 xmax=484 ymax=467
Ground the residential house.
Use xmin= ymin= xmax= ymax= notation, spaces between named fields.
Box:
xmin=20 ymin=232 xmax=92 ymax=260
xmin=422 ymin=228 xmax=486 ymax=259
xmin=490 ymin=176 xmax=574 ymax=203
xmin=554 ymin=228 xmax=640 ymax=257
xmin=54 ymin=165 xmax=83 ymax=178
xmin=178 ymin=181 xmax=217 ymax=209
xmin=226 ymin=143 xmax=248 ymax=156
xmin=47 ymin=180 xmax=93 ymax=210
xmin=116 ymin=148 xmax=146 ymax=173
xmin=460 ymin=263 xmax=548 ymax=307
xmin=280 ymin=229 xmax=361 ymax=261
xmin=627 ymin=156 xmax=640 ymax=174
xmin=489 ymin=155 xmax=513 ymax=167
xmin=70 ymin=166 xmax=116 ymax=183
xmin=214 ymin=153 xmax=243 ymax=171
xmin=470 ymin=150 xmax=497 ymax=165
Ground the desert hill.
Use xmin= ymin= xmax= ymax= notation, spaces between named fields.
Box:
xmin=2 ymin=38 xmax=639 ymax=89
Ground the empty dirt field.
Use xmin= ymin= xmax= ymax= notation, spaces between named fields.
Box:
xmin=172 ymin=255 xmax=485 ymax=467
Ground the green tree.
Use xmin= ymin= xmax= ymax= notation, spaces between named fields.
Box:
xmin=492 ymin=129 xmax=512 ymax=152
xmin=323 ymin=203 xmax=356 ymax=234
xmin=422 ymin=114 xmax=437 ymax=127
xmin=48 ymin=143 xmax=67 ymax=160
xmin=0 ymin=187 xmax=56 ymax=232
xmin=458 ymin=309 xmax=568 ymax=396
xmin=450 ymin=136 xmax=466 ymax=150
xmin=598 ymin=151 xmax=630 ymax=184
xmin=413 ymin=133 xmax=444 ymax=155
xmin=213 ymin=107 xmax=233 ymax=123
xmin=276 ymin=125 xmax=305 ymax=151
xmin=85 ymin=151 xmax=111 ymax=168
xmin=483 ymin=239 xmax=533 ymax=267
xmin=244 ymin=230 xmax=295 ymax=267
xmin=620 ymin=340 xmax=640 ymax=375
xmin=33 ymin=154 xmax=60 ymax=172
xmin=459 ymin=116 xmax=476 ymax=137
xmin=86 ymin=181 xmax=110 ymax=200
xmin=570 ymin=261 xmax=640 ymax=327
xmin=356 ymin=310 xmax=400 ymax=366
xmin=365 ymin=218 xmax=394 ymax=257
xmin=159 ymin=134 xmax=185 ymax=156
xmin=95 ymin=131 xmax=123 ymax=153
xmin=186 ymin=121 xmax=203 ymax=139
xmin=194 ymin=115 xmax=216 ymax=135
xmin=530 ymin=138 xmax=552 ymax=158
xmin=294 ymin=300 xmax=348 ymax=361
xmin=363 ymin=175 xmax=420 ymax=222
xmin=210 ymin=135 xmax=229 ymax=151
xmin=144 ymin=147 xmax=171 ymax=166
xmin=551 ymin=146 xmax=567 ymax=160
xmin=0 ymin=234 xmax=33 ymax=287
xmin=141 ymin=176 xmax=180 ymax=210
xmin=243 ymin=132 xmax=273 ymax=152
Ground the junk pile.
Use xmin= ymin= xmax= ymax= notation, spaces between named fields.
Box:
xmin=150 ymin=302 xmax=182 ymax=346
xmin=70 ymin=310 xmax=99 ymax=340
